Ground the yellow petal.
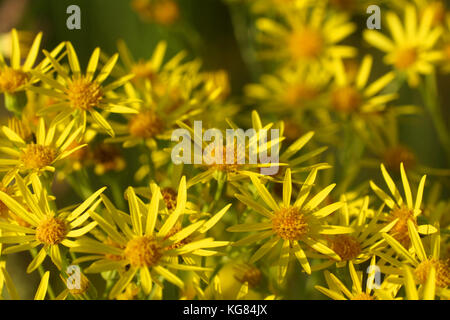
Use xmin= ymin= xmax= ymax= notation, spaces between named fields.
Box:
xmin=27 ymin=246 xmax=47 ymax=273
xmin=23 ymin=32 xmax=43 ymax=71
xmin=11 ymin=29 xmax=21 ymax=69
xmin=283 ymin=169 xmax=292 ymax=208
xmin=407 ymin=220 xmax=426 ymax=262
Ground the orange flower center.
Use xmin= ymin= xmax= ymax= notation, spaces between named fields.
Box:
xmin=383 ymin=145 xmax=416 ymax=172
xmin=36 ymin=217 xmax=67 ymax=245
xmin=204 ymin=144 xmax=244 ymax=172
xmin=394 ymin=47 xmax=418 ymax=70
xmin=331 ymin=86 xmax=362 ymax=112
xmin=329 ymin=235 xmax=361 ymax=261
xmin=283 ymin=84 xmax=318 ymax=107
xmin=288 ymin=29 xmax=324 ymax=60
xmin=66 ymin=77 xmax=103 ymax=110
xmin=272 ymin=207 xmax=309 ymax=240
xmin=124 ymin=236 xmax=162 ymax=267
xmin=21 ymin=144 xmax=57 ymax=169
xmin=153 ymin=0 xmax=180 ymax=25
xmin=415 ymin=258 xmax=450 ymax=288
xmin=131 ymin=62 xmax=157 ymax=82
xmin=128 ymin=110 xmax=164 ymax=138
xmin=233 ymin=264 xmax=262 ymax=288
xmin=0 ymin=67 xmax=30 ymax=93
xmin=388 ymin=206 xmax=416 ymax=248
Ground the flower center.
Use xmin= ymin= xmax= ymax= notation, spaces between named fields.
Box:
xmin=66 ymin=77 xmax=103 ymax=110
xmin=331 ymin=86 xmax=362 ymax=112
xmin=283 ymin=84 xmax=318 ymax=107
xmin=36 ymin=217 xmax=67 ymax=245
xmin=272 ymin=207 xmax=309 ymax=240
xmin=128 ymin=110 xmax=164 ymax=138
xmin=233 ymin=264 xmax=262 ymax=288
xmin=288 ymin=29 xmax=324 ymax=60
xmin=131 ymin=62 xmax=157 ymax=82
xmin=415 ymin=258 xmax=450 ymax=288
xmin=0 ymin=67 xmax=30 ymax=93
xmin=388 ymin=207 xmax=416 ymax=248
xmin=351 ymin=293 xmax=374 ymax=300
xmin=204 ymin=144 xmax=244 ymax=172
xmin=383 ymin=145 xmax=416 ymax=172
xmin=394 ymin=47 xmax=418 ymax=70
xmin=124 ymin=236 xmax=162 ymax=267
xmin=329 ymin=235 xmax=361 ymax=261
xmin=20 ymin=144 xmax=57 ymax=169
xmin=92 ymin=144 xmax=125 ymax=174
xmin=152 ymin=0 xmax=180 ymax=25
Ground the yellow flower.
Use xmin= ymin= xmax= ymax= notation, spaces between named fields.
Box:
xmin=30 ymin=42 xmax=137 ymax=137
xmin=107 ymin=41 xmax=223 ymax=150
xmin=357 ymin=111 xmax=450 ymax=177
xmin=0 ymin=117 xmax=86 ymax=176
xmin=312 ymin=196 xmax=391 ymax=271
xmin=315 ymin=259 xmax=401 ymax=300
xmin=375 ymin=223 xmax=450 ymax=298
xmin=0 ymin=29 xmax=51 ymax=95
xmin=0 ymin=174 xmax=105 ymax=273
xmin=178 ymin=111 xmax=286 ymax=186
xmin=364 ymin=5 xmax=444 ymax=86
xmin=245 ymin=64 xmax=331 ymax=114
xmin=131 ymin=0 xmax=180 ymax=25
xmin=71 ymin=177 xmax=230 ymax=299
xmin=370 ymin=163 xmax=437 ymax=249
xmin=256 ymin=4 xmax=356 ymax=66
xmin=330 ymin=55 xmax=397 ymax=114
xmin=228 ymin=168 xmax=352 ymax=283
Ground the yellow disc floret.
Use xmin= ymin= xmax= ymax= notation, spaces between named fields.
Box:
xmin=415 ymin=258 xmax=450 ymax=288
xmin=128 ymin=110 xmax=164 ymax=138
xmin=20 ymin=144 xmax=57 ymax=169
xmin=329 ymin=235 xmax=361 ymax=261
xmin=383 ymin=145 xmax=416 ymax=172
xmin=0 ymin=67 xmax=30 ymax=93
xmin=272 ymin=207 xmax=309 ymax=240
xmin=388 ymin=206 xmax=416 ymax=248
xmin=36 ymin=217 xmax=67 ymax=245
xmin=331 ymin=86 xmax=362 ymax=112
xmin=233 ymin=264 xmax=262 ymax=288
xmin=288 ymin=29 xmax=324 ymax=60
xmin=394 ymin=47 xmax=418 ymax=70
xmin=66 ymin=77 xmax=103 ymax=110
xmin=124 ymin=236 xmax=162 ymax=267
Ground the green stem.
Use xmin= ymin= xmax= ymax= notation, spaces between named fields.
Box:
xmin=421 ymin=73 xmax=450 ymax=165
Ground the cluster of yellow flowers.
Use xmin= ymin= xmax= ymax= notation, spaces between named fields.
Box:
xmin=0 ymin=0 xmax=449 ymax=300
